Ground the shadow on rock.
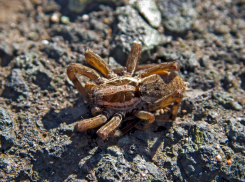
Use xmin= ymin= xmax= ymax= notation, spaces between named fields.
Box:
xmin=36 ymin=115 xmax=177 ymax=181
xmin=42 ymin=98 xmax=90 ymax=130
xmin=30 ymin=134 xmax=97 ymax=181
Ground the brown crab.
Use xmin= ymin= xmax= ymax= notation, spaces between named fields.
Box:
xmin=67 ymin=41 xmax=188 ymax=139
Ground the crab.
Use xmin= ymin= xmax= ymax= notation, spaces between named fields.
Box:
xmin=67 ymin=41 xmax=188 ymax=139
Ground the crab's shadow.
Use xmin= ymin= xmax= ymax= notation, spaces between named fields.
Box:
xmin=42 ymin=97 xmax=90 ymax=130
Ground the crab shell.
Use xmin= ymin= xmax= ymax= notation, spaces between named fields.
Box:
xmin=86 ymin=72 xmax=187 ymax=113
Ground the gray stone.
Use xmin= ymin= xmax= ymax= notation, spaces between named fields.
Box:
xmin=157 ymin=0 xmax=197 ymax=33
xmin=221 ymin=153 xmax=245 ymax=181
xmin=227 ymin=118 xmax=245 ymax=152
xmin=116 ymin=6 xmax=168 ymax=50
xmin=133 ymin=0 xmax=162 ymax=28
xmin=178 ymin=145 xmax=223 ymax=181
xmin=212 ymin=91 xmax=243 ymax=110
xmin=41 ymin=43 xmax=68 ymax=62
xmin=0 ymin=107 xmax=16 ymax=150
xmin=15 ymin=52 xmax=53 ymax=90
xmin=59 ymin=122 xmax=77 ymax=134
xmin=157 ymin=48 xmax=199 ymax=71
xmin=145 ymin=162 xmax=160 ymax=177
xmin=113 ymin=5 xmax=171 ymax=64
xmin=2 ymin=69 xmax=31 ymax=101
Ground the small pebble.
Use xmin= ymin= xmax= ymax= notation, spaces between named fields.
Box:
xmin=81 ymin=14 xmax=89 ymax=21
xmin=182 ymin=109 xmax=187 ymax=114
xmin=226 ymin=158 xmax=233 ymax=165
xmin=216 ymin=154 xmax=222 ymax=162
xmin=185 ymin=137 xmax=191 ymax=142
xmin=103 ymin=18 xmax=110 ymax=25
xmin=41 ymin=40 xmax=49 ymax=45
xmin=51 ymin=12 xmax=60 ymax=23
xmin=61 ymin=16 xmax=70 ymax=24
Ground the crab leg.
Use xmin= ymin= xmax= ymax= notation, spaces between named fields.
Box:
xmin=67 ymin=63 xmax=106 ymax=84
xmin=169 ymin=95 xmax=183 ymax=121
xmin=134 ymin=111 xmax=155 ymax=131
xmin=125 ymin=41 xmax=142 ymax=76
xmin=91 ymin=106 xmax=104 ymax=116
xmin=150 ymin=90 xmax=183 ymax=121
xmin=85 ymin=50 xmax=116 ymax=78
xmin=112 ymin=64 xmax=165 ymax=75
xmin=154 ymin=97 xmax=183 ymax=121
xmin=97 ymin=113 xmax=124 ymax=139
xmin=67 ymin=63 xmax=106 ymax=101
xmin=140 ymin=62 xmax=180 ymax=78
xmin=76 ymin=110 xmax=114 ymax=132
xmin=76 ymin=114 xmax=107 ymax=131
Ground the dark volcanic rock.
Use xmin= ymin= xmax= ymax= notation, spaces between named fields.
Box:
xmin=112 ymin=5 xmax=171 ymax=64
xmin=1 ymin=69 xmax=31 ymax=101
xmin=0 ymin=107 xmax=16 ymax=151
xmin=178 ymin=145 xmax=223 ymax=181
xmin=221 ymin=153 xmax=245 ymax=181
xmin=15 ymin=52 xmax=53 ymax=90
xmin=227 ymin=118 xmax=245 ymax=152
xmin=41 ymin=42 xmax=68 ymax=62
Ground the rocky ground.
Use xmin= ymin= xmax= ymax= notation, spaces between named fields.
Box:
xmin=0 ymin=0 xmax=244 ymax=181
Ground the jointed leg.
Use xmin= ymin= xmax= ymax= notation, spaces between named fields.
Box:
xmin=85 ymin=50 xmax=117 ymax=79
xmin=136 ymin=64 xmax=156 ymax=71
xmin=67 ymin=64 xmax=87 ymax=101
xmin=125 ymin=41 xmax=142 ymax=76
xmin=107 ymin=117 xmax=142 ymax=138
xmin=84 ymin=83 xmax=96 ymax=94
xmin=140 ymin=62 xmax=180 ymax=78
xmin=134 ymin=111 xmax=155 ymax=131
xmin=76 ymin=114 xmax=107 ymax=131
xmin=150 ymin=90 xmax=183 ymax=121
xmin=97 ymin=113 xmax=124 ymax=139
xmin=112 ymin=64 xmax=153 ymax=75
xmin=67 ymin=63 xmax=106 ymax=101
xmin=76 ymin=110 xmax=114 ymax=131
xmin=169 ymin=96 xmax=183 ymax=121
xmin=91 ymin=106 xmax=104 ymax=116
xmin=113 ymin=62 xmax=179 ymax=76
xmin=67 ymin=63 xmax=106 ymax=84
